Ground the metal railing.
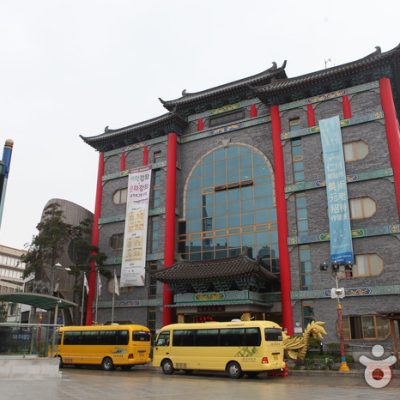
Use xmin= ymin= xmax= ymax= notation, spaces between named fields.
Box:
xmin=0 ymin=323 xmax=63 ymax=357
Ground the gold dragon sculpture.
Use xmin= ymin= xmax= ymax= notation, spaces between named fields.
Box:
xmin=283 ymin=321 xmax=327 ymax=362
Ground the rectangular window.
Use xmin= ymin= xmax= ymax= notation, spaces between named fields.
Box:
xmin=173 ymin=330 xmax=196 ymax=346
xmin=264 ymin=328 xmax=283 ymax=341
xmin=343 ymin=315 xmax=389 ymax=340
xmin=302 ymin=301 xmax=315 ymax=329
xmin=195 ymin=329 xmax=219 ymax=346
xmin=219 ymin=328 xmax=245 ymax=346
xmin=132 ymin=331 xmax=151 ymax=342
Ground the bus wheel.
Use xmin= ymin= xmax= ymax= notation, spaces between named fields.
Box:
xmin=161 ymin=359 xmax=175 ymax=375
xmin=102 ymin=357 xmax=114 ymax=371
xmin=227 ymin=362 xmax=242 ymax=379
xmin=58 ymin=356 xmax=63 ymax=369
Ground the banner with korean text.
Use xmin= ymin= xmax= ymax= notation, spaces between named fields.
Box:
xmin=320 ymin=116 xmax=354 ymax=264
xmin=120 ymin=166 xmax=152 ymax=287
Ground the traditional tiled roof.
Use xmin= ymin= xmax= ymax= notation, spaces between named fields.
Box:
xmin=80 ymin=112 xmax=187 ymax=152
xmin=153 ymin=255 xmax=277 ymax=283
xmin=159 ymin=62 xmax=287 ymax=115
xmin=254 ymin=44 xmax=400 ymax=105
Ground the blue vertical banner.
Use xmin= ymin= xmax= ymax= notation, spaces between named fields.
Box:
xmin=320 ymin=116 xmax=354 ymax=264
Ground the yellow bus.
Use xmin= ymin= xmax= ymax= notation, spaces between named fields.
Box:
xmin=153 ymin=320 xmax=286 ymax=378
xmin=55 ymin=324 xmax=151 ymax=371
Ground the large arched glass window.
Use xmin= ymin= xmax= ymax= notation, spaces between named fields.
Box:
xmin=180 ymin=144 xmax=279 ymax=273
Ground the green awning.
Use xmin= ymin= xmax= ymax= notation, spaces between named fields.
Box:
xmin=0 ymin=293 xmax=77 ymax=310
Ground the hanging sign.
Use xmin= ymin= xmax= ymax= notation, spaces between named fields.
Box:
xmin=120 ymin=166 xmax=152 ymax=287
xmin=320 ymin=116 xmax=354 ymax=264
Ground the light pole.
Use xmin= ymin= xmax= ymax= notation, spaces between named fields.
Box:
xmin=320 ymin=261 xmax=352 ymax=372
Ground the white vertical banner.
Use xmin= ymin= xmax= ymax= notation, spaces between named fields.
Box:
xmin=120 ymin=166 xmax=152 ymax=287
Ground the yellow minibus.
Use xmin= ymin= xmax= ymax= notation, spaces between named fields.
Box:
xmin=153 ymin=320 xmax=286 ymax=378
xmin=55 ymin=324 xmax=151 ymax=370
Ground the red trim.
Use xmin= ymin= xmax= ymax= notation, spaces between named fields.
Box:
xmin=86 ymin=152 xmax=104 ymax=325
xmin=250 ymin=104 xmax=258 ymax=118
xmin=120 ymin=152 xmax=126 ymax=171
xmin=143 ymin=146 xmax=149 ymax=166
xmin=380 ymin=78 xmax=400 ymax=217
xmin=342 ymin=95 xmax=352 ymax=119
xmin=163 ymin=132 xmax=177 ymax=325
xmin=307 ymin=104 xmax=315 ymax=127
xmin=197 ymin=118 xmax=204 ymax=131
xmin=271 ymin=105 xmax=294 ymax=335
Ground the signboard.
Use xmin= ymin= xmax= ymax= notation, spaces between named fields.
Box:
xmin=320 ymin=116 xmax=354 ymax=264
xmin=120 ymin=167 xmax=152 ymax=287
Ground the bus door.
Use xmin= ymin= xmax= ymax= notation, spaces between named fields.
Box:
xmin=154 ymin=330 xmax=171 ymax=365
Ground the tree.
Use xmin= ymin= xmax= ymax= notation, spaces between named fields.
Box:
xmin=67 ymin=218 xmax=108 ymax=324
xmin=22 ymin=203 xmax=71 ymax=287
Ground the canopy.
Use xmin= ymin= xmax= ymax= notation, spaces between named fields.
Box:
xmin=0 ymin=293 xmax=77 ymax=310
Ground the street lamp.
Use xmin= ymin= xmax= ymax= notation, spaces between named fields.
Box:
xmin=320 ymin=261 xmax=352 ymax=372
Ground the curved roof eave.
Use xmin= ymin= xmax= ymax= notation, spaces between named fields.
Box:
xmin=254 ymin=44 xmax=400 ymax=99
xmin=159 ymin=62 xmax=288 ymax=111
xmin=80 ymin=112 xmax=187 ymax=152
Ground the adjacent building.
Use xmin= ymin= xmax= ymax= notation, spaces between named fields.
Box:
xmin=0 ymin=244 xmax=26 ymax=322
xmin=81 ymin=44 xmax=400 ymax=349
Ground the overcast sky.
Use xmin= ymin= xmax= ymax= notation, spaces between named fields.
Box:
xmin=0 ymin=0 xmax=399 ymax=250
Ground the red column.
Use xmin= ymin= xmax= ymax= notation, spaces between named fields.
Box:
xmin=163 ymin=132 xmax=177 ymax=326
xmin=120 ymin=152 xmax=126 ymax=171
xmin=342 ymin=95 xmax=352 ymax=119
xmin=271 ymin=105 xmax=294 ymax=335
xmin=250 ymin=104 xmax=258 ymax=118
xmin=197 ymin=118 xmax=204 ymax=131
xmin=380 ymin=78 xmax=400 ymax=218
xmin=307 ymin=104 xmax=315 ymax=127
xmin=86 ymin=152 xmax=104 ymax=325
xmin=143 ymin=146 xmax=149 ymax=166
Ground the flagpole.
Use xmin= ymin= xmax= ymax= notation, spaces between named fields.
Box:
xmin=80 ymin=274 xmax=85 ymax=326
xmin=111 ymin=285 xmax=115 ymax=324
xmin=95 ymin=271 xmax=99 ymax=324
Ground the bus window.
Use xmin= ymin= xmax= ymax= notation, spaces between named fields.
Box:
xmin=64 ymin=331 xmax=81 ymax=345
xmin=156 ymin=331 xmax=170 ymax=346
xmin=195 ymin=329 xmax=219 ymax=346
xmin=116 ymin=330 xmax=129 ymax=345
xmin=173 ymin=330 xmax=195 ymax=346
xmin=132 ymin=331 xmax=150 ymax=342
xmin=265 ymin=328 xmax=282 ymax=341
xmin=81 ymin=331 xmax=98 ymax=345
xmin=220 ymin=328 xmax=245 ymax=346
xmin=245 ymin=328 xmax=261 ymax=346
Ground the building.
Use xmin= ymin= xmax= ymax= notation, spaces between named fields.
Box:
xmin=81 ymin=44 xmax=400 ymax=349
xmin=0 ymin=244 xmax=26 ymax=322
xmin=24 ymin=198 xmax=93 ymax=325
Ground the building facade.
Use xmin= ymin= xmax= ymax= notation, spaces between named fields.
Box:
xmin=0 ymin=244 xmax=26 ymax=322
xmin=82 ymin=44 xmax=400 ymax=348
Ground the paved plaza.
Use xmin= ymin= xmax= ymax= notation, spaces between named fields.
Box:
xmin=0 ymin=366 xmax=399 ymax=400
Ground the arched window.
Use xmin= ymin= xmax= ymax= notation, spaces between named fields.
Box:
xmin=353 ymin=254 xmax=383 ymax=277
xmin=113 ymin=188 xmax=127 ymax=205
xmin=344 ymin=140 xmax=368 ymax=162
xmin=349 ymin=197 xmax=376 ymax=220
xmin=181 ymin=144 xmax=279 ymax=273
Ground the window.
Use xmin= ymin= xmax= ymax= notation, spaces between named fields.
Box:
xmin=209 ymin=109 xmax=244 ymax=127
xmin=302 ymin=301 xmax=315 ymax=328
xmin=195 ymin=329 xmax=219 ymax=346
xmin=265 ymin=328 xmax=283 ymax=341
xmin=132 ymin=331 xmax=151 ymax=342
xmin=110 ymin=234 xmax=124 ymax=250
xmin=156 ymin=331 xmax=170 ymax=346
xmin=296 ymin=194 xmax=308 ymax=234
xmin=153 ymin=151 xmax=162 ymax=163
xmin=344 ymin=141 xmax=368 ymax=162
xmin=150 ymin=219 xmax=159 ymax=253
xmin=299 ymin=245 xmax=311 ymax=290
xmin=173 ymin=330 xmax=195 ymax=346
xmin=349 ymin=197 xmax=376 ymax=219
xmin=113 ymin=188 xmax=127 ymax=204
xmin=289 ymin=118 xmax=302 ymax=131
xmin=181 ymin=145 xmax=279 ymax=272
xmin=343 ymin=315 xmax=389 ymax=340
xmin=352 ymin=254 xmax=383 ymax=277
xmin=152 ymin=170 xmax=162 ymax=209
xmin=291 ymin=138 xmax=304 ymax=182
xmin=219 ymin=328 xmax=245 ymax=346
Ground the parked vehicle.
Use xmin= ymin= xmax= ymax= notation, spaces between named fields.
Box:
xmin=153 ymin=320 xmax=286 ymax=378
